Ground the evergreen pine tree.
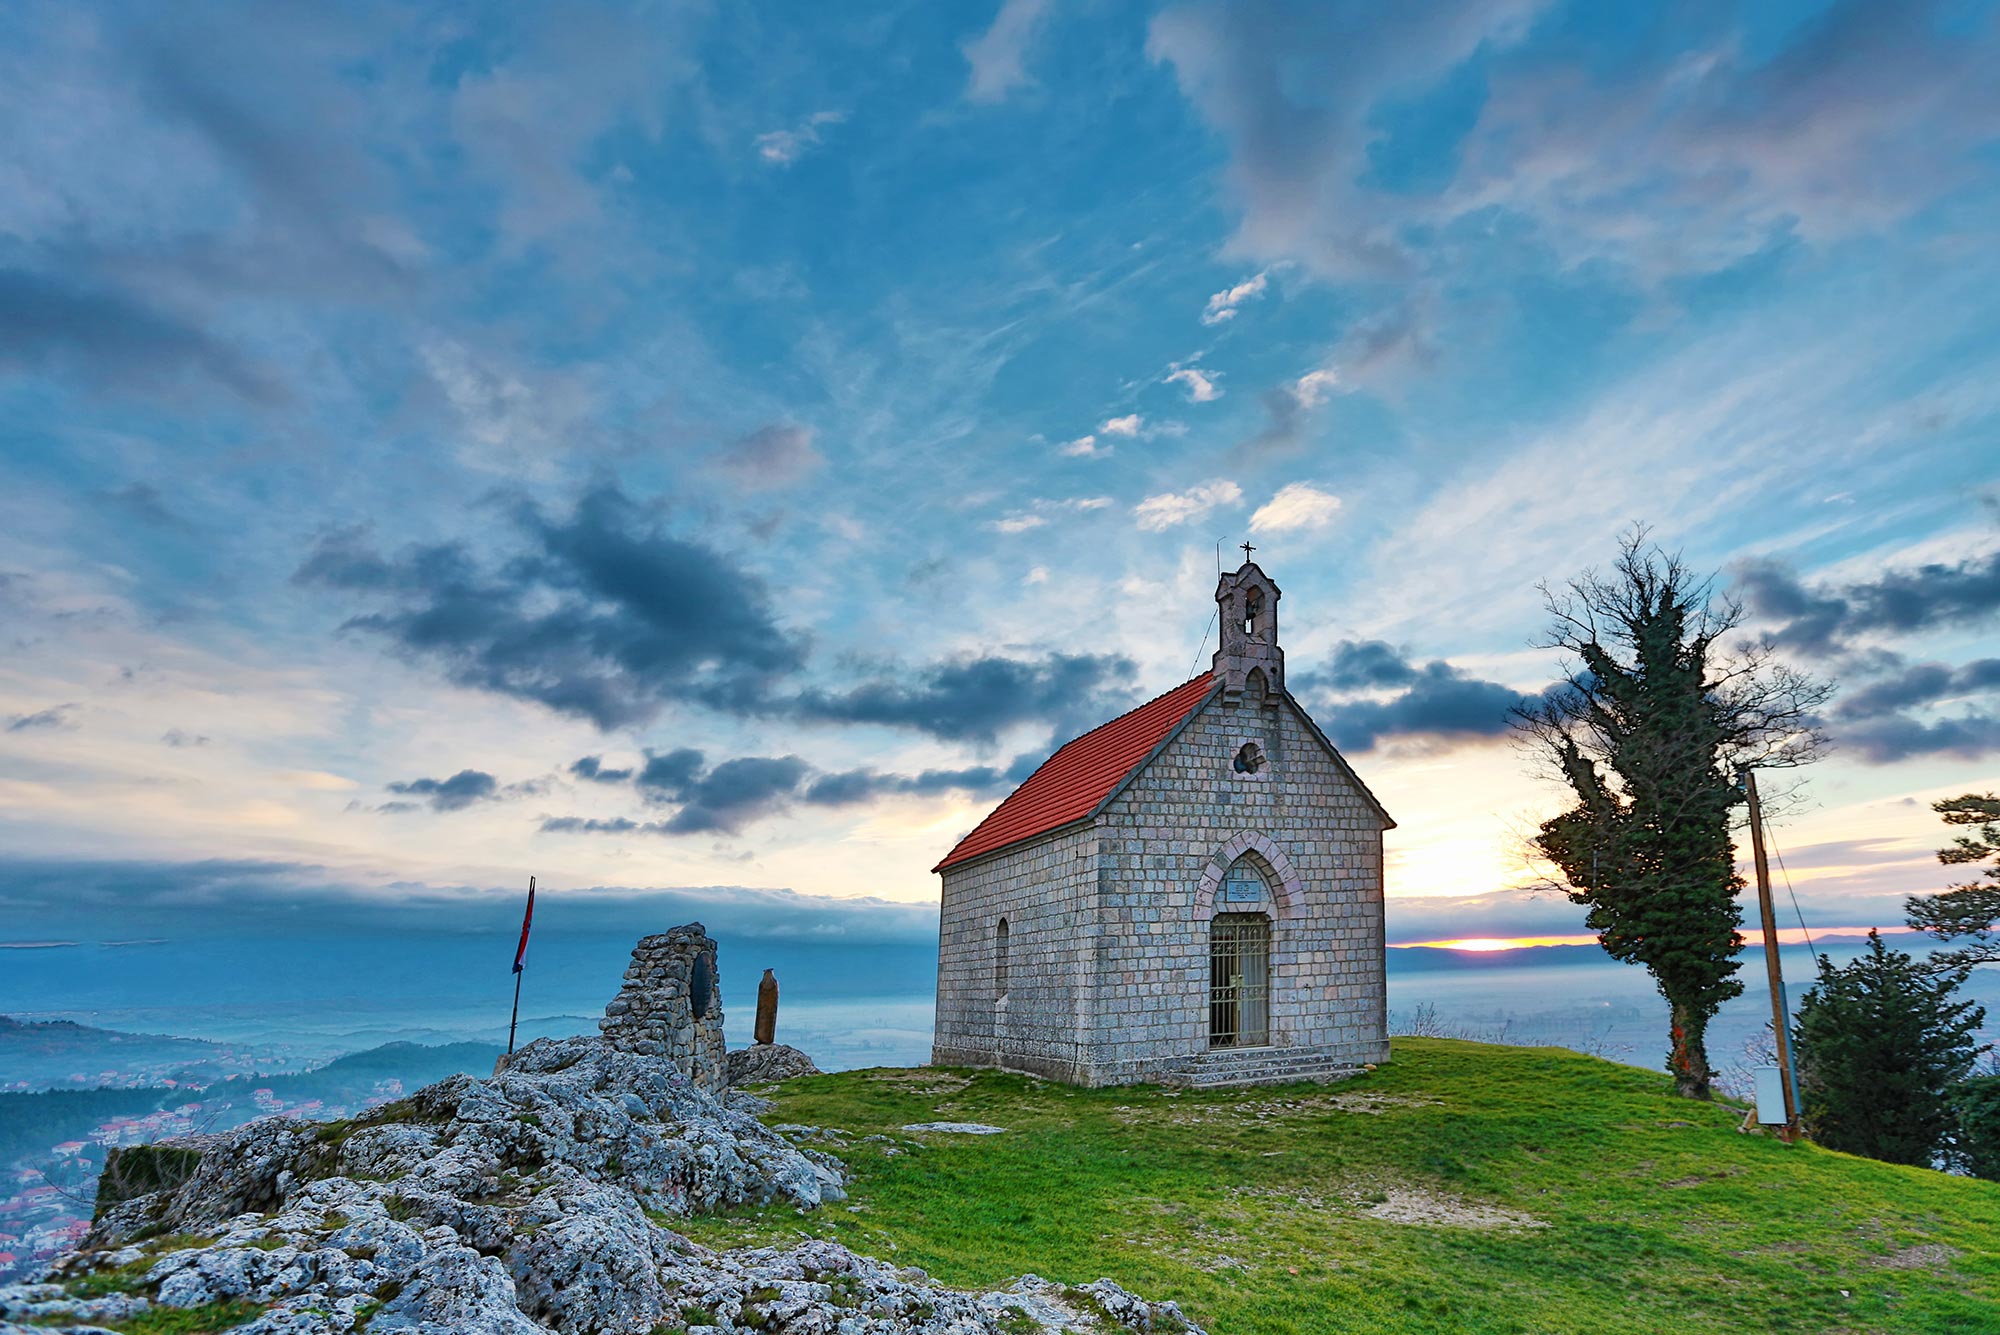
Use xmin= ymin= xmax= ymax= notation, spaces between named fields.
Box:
xmin=1904 ymin=793 xmax=2000 ymax=970
xmin=1953 ymin=1075 xmax=2000 ymax=1181
xmin=1792 ymin=931 xmax=1987 ymax=1166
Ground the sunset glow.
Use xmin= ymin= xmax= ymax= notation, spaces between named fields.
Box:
xmin=1393 ymin=926 xmax=1919 ymax=953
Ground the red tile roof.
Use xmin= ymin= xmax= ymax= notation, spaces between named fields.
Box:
xmin=934 ymin=675 xmax=1216 ymax=873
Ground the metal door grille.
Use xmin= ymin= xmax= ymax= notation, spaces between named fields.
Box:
xmin=1209 ymin=913 xmax=1271 ymax=1048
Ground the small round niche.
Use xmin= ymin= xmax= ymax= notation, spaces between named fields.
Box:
xmin=1233 ymin=742 xmax=1266 ymax=774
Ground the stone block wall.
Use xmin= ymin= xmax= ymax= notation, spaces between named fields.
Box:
xmin=933 ymin=822 xmax=1098 ymax=1082
xmin=932 ymin=687 xmax=1390 ymax=1088
xmin=599 ymin=923 xmax=728 ymax=1095
xmin=1086 ymin=691 xmax=1389 ymax=1082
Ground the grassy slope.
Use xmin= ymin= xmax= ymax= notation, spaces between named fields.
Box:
xmin=679 ymin=1040 xmax=2000 ymax=1335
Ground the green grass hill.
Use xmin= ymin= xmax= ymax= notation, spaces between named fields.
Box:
xmin=682 ymin=1039 xmax=2000 ymax=1334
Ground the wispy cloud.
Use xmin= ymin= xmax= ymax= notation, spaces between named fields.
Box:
xmin=6 ymin=704 xmax=79 ymax=734
xmin=1134 ymin=479 xmax=1242 ymax=531
xmin=755 ymin=111 xmax=846 ymax=166
xmin=962 ymin=0 xmax=1053 ymax=103
xmin=1166 ymin=363 xmax=1222 ymax=402
xmin=714 ymin=422 xmax=823 ymax=489
xmin=988 ymin=495 xmax=1114 ymax=530
xmin=1200 ymin=270 xmax=1269 ymax=324
xmin=1152 ymin=1 xmax=2000 ymax=280
xmin=1250 ymin=482 xmax=1342 ymax=533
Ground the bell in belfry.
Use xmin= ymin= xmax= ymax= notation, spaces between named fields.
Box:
xmin=754 ymin=968 xmax=779 ymax=1046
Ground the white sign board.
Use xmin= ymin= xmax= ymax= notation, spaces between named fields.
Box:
xmin=1754 ymin=1066 xmax=1788 ymax=1125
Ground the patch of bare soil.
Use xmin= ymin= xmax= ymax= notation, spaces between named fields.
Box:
xmin=1663 ymin=1167 xmax=1746 ymax=1188
xmin=1872 ymin=1243 xmax=1960 ymax=1270
xmin=1229 ymin=1183 xmax=1341 ymax=1211
xmin=859 ymin=1070 xmax=973 ymax=1094
xmin=1229 ymin=1178 xmax=1544 ymax=1231
xmin=1361 ymin=1187 xmax=1548 ymax=1231
xmin=1128 ymin=1199 xmax=1255 ymax=1273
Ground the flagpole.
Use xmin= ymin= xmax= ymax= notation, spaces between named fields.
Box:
xmin=508 ymin=967 xmax=523 ymax=1056
xmin=508 ymin=875 xmax=535 ymax=1057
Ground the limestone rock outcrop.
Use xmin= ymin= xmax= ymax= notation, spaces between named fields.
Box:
xmin=726 ymin=1042 xmax=821 ymax=1087
xmin=0 ymin=928 xmax=1205 ymax=1335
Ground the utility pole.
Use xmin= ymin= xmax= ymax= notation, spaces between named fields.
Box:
xmin=1743 ymin=771 xmax=1800 ymax=1140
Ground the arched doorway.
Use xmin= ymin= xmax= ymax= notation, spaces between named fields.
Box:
xmin=1210 ymin=911 xmax=1271 ymax=1048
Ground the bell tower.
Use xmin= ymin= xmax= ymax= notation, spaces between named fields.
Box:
xmin=1212 ymin=553 xmax=1283 ymax=700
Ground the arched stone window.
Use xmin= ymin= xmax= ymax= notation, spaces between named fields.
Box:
xmin=1233 ymin=741 xmax=1265 ymax=773
xmin=995 ymin=918 xmax=1010 ymax=1000
xmin=690 ymin=948 xmax=715 ymax=1019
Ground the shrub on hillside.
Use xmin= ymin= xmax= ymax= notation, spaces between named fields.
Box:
xmin=1791 ymin=931 xmax=1987 ymax=1167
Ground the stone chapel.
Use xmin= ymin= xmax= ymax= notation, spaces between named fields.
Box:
xmin=931 ymin=559 xmax=1393 ymax=1088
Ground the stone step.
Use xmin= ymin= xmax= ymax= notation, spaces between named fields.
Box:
xmin=1173 ymin=1055 xmax=1358 ymax=1076
xmin=1158 ymin=1050 xmax=1364 ymax=1090
xmin=1161 ymin=1044 xmax=1354 ymax=1073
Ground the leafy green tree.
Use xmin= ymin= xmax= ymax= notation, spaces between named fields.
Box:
xmin=1516 ymin=531 xmax=1828 ymax=1098
xmin=1953 ymin=1075 xmax=2000 ymax=1180
xmin=1792 ymin=931 xmax=1987 ymax=1166
xmin=1905 ymin=793 xmax=2000 ymax=970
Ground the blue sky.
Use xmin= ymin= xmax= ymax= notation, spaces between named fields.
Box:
xmin=2 ymin=0 xmax=1997 ymax=948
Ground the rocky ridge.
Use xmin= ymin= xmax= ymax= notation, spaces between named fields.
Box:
xmin=0 ymin=1034 xmax=1201 ymax=1334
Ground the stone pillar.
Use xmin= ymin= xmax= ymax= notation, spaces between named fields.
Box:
xmin=598 ymin=923 xmax=727 ymax=1095
xmin=754 ymin=969 xmax=778 ymax=1045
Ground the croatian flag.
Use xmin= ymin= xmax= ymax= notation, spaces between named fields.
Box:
xmin=512 ymin=877 xmax=536 ymax=974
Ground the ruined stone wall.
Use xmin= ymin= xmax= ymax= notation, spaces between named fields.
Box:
xmin=599 ymin=923 xmax=728 ymax=1095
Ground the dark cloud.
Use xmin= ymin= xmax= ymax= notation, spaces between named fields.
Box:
xmin=1827 ymin=657 xmax=2000 ymax=762
xmin=161 ymin=729 xmax=210 ymax=748
xmin=661 ymin=756 xmax=814 ymax=835
xmin=1736 ymin=551 xmax=2000 ymax=762
xmin=297 ymin=482 xmax=810 ymax=731
xmin=801 ymin=757 xmax=1033 ymax=807
xmin=547 ymin=747 xmax=1026 ymax=839
xmin=0 ymin=268 xmax=281 ymax=403
xmin=1837 ymin=660 xmax=2000 ymax=720
xmin=550 ymin=749 xmax=810 ymax=837
xmin=303 ymin=480 xmax=1136 ymax=748
xmin=569 ymin=755 xmax=634 ymax=784
xmin=104 ymin=483 xmax=187 ymax=528
xmin=384 ymin=769 xmax=501 ymax=813
xmin=1306 ymin=639 xmax=1421 ymax=691
xmin=1325 ymin=665 xmax=1534 ymax=753
xmin=714 ymin=423 xmax=822 ymax=490
xmin=6 ymin=703 xmax=79 ymax=733
xmin=1736 ymin=551 xmax=2000 ymax=656
xmin=1294 ymin=642 xmax=1546 ymax=752
xmin=633 ymin=748 xmax=707 ymax=801
xmin=792 ymin=653 xmax=1138 ymax=746
xmin=540 ymin=816 xmax=648 ymax=835
xmin=1838 ymin=713 xmax=2000 ymax=765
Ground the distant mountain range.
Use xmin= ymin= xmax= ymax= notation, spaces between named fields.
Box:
xmin=0 ymin=1015 xmax=277 ymax=1092
xmin=1386 ymin=933 xmax=1898 ymax=973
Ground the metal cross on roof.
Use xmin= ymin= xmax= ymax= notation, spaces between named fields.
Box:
xmin=1240 ymin=541 xmax=1256 ymax=562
